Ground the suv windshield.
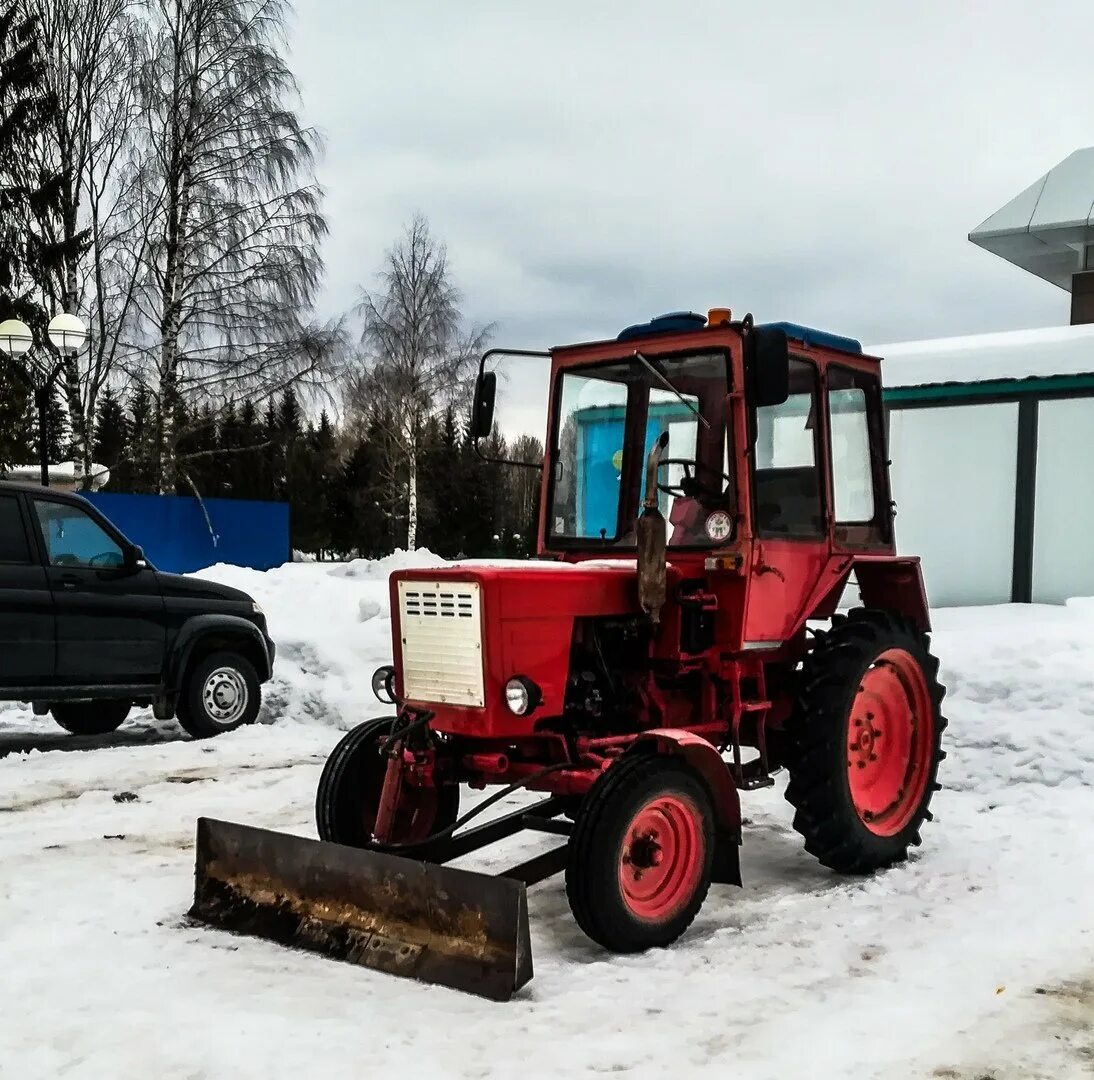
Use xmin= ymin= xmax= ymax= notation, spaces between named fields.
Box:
xmin=548 ymin=350 xmax=732 ymax=548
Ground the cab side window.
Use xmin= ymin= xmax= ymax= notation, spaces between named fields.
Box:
xmin=34 ymin=500 xmax=125 ymax=569
xmin=753 ymin=358 xmax=824 ymax=537
xmin=828 ymin=365 xmax=887 ymax=545
xmin=0 ymin=495 xmax=31 ymax=564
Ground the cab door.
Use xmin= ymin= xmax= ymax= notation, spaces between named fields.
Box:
xmin=0 ymin=491 xmax=55 ymax=685
xmin=31 ymin=496 xmax=166 ymax=683
xmin=744 ymin=356 xmax=830 ymax=645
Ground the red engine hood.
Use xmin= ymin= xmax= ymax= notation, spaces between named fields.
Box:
xmin=392 ymin=560 xmax=640 ymax=617
xmin=388 ymin=560 xmax=641 ymax=735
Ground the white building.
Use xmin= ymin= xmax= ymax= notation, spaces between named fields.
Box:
xmin=872 ymin=147 xmax=1094 ymax=607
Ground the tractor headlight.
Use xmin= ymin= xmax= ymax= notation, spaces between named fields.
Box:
xmin=504 ymin=676 xmax=541 ymax=715
xmin=371 ymin=665 xmax=396 ymax=704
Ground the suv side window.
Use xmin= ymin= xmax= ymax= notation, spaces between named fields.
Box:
xmin=34 ymin=500 xmax=125 ymax=569
xmin=0 ymin=494 xmax=31 ymax=563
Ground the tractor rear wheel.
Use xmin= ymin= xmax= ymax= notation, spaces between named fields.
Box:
xmin=315 ymin=717 xmax=459 ymax=849
xmin=784 ymin=608 xmax=946 ymax=873
xmin=566 ymin=753 xmax=715 ymax=952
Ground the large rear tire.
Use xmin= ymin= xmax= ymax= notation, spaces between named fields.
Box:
xmin=784 ymin=608 xmax=946 ymax=873
xmin=315 ymin=717 xmax=460 ymax=848
xmin=51 ymin=701 xmax=130 ymax=736
xmin=566 ymin=753 xmax=715 ymax=952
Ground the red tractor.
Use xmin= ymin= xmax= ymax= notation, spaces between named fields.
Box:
xmin=192 ymin=309 xmax=946 ymax=1000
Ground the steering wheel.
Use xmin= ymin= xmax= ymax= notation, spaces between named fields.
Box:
xmin=88 ymin=551 xmax=122 ymax=568
xmin=656 ymin=459 xmax=732 ymax=501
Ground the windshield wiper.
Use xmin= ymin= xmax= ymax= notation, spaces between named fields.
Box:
xmin=633 ymin=350 xmax=710 ymax=429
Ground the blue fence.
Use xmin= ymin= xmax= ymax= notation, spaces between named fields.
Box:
xmin=85 ymin=492 xmax=290 ymax=574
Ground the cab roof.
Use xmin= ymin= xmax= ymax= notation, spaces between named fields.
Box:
xmin=552 ymin=310 xmax=864 ymax=357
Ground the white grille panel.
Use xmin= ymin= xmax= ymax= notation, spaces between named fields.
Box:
xmin=398 ymin=580 xmax=484 ymax=707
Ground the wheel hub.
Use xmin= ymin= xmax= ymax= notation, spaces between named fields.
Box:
xmin=618 ymin=795 xmax=703 ymax=921
xmin=846 ymin=648 xmax=934 ymax=837
xmin=202 ymin=667 xmax=249 ymax=725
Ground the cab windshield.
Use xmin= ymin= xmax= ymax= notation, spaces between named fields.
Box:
xmin=548 ymin=350 xmax=732 ymax=548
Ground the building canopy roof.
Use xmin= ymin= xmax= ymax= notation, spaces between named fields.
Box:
xmin=970 ymin=148 xmax=1094 ymax=291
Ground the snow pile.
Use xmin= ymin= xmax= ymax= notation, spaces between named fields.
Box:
xmin=328 ymin=548 xmax=447 ymax=579
xmin=193 ymin=550 xmax=444 ymax=732
xmin=1 ymin=562 xmax=1094 ymax=1078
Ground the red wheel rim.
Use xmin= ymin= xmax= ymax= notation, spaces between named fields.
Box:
xmin=618 ymin=794 xmax=704 ymax=921
xmin=846 ymin=647 xmax=934 ymax=837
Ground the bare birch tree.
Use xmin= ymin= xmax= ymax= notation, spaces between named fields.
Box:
xmin=24 ymin=0 xmax=145 ymax=486
xmin=126 ymin=0 xmax=328 ymax=492
xmin=354 ymin=215 xmax=491 ymax=549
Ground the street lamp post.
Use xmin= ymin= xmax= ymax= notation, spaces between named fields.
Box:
xmin=0 ymin=313 xmax=87 ymax=487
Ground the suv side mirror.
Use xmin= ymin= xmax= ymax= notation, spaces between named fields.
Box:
xmin=127 ymin=544 xmax=148 ymax=571
xmin=470 ymin=370 xmax=497 ymax=440
xmin=746 ymin=326 xmax=790 ymax=408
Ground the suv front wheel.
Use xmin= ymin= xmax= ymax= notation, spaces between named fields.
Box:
xmin=177 ymin=651 xmax=261 ymax=739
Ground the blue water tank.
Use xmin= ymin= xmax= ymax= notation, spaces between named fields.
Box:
xmin=617 ymin=311 xmax=707 ymax=342
xmin=758 ymin=321 xmax=862 ymax=354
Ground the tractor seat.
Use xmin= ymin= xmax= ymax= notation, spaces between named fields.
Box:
xmin=754 ymin=466 xmax=823 ymax=535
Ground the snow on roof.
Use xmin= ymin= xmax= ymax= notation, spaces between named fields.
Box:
xmin=1 ymin=461 xmax=111 ymax=491
xmin=868 ymin=322 xmax=1094 ymax=389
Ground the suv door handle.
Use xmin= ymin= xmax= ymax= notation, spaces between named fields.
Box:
xmin=58 ymin=574 xmax=81 ymax=591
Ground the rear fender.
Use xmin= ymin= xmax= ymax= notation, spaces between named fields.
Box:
xmin=804 ymin=556 xmax=931 ymax=633
xmin=631 ymin=728 xmax=742 ymax=886
xmin=853 ymin=557 xmax=931 ymax=632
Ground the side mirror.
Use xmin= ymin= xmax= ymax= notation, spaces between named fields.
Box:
xmin=470 ymin=370 xmax=497 ymax=439
xmin=128 ymin=544 xmax=148 ymax=571
xmin=746 ymin=326 xmax=790 ymax=408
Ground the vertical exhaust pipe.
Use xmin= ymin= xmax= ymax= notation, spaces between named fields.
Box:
xmin=637 ymin=431 xmax=669 ymax=623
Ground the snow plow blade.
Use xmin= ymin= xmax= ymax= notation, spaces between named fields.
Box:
xmin=189 ymin=817 xmax=533 ymax=1002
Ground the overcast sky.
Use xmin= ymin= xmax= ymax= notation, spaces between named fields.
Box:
xmin=287 ymin=0 xmax=1091 ymax=435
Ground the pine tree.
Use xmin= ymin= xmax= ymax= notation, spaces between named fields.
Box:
xmin=0 ymin=4 xmax=60 ymax=332
xmin=217 ymin=400 xmax=241 ymax=497
xmin=277 ymin=386 xmax=302 ymax=436
xmin=92 ymin=385 xmax=128 ymax=488
xmin=263 ymin=398 xmax=282 ymax=499
xmin=123 ymin=383 xmax=157 ymax=493
xmin=0 ymin=361 xmax=33 ymax=472
xmin=233 ymin=398 xmax=264 ymax=500
xmin=31 ymin=383 xmax=68 ymax=467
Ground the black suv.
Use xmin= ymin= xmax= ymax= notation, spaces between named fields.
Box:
xmin=0 ymin=481 xmax=275 ymax=738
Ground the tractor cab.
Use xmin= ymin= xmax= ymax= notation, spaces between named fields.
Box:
xmin=475 ymin=309 xmax=893 ymax=558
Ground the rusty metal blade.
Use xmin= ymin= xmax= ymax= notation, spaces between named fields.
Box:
xmin=189 ymin=817 xmax=532 ymax=1002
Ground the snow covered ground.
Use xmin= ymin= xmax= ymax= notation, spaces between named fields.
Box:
xmin=2 ymin=556 xmax=1093 ymax=1079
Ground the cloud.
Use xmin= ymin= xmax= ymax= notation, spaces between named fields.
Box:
xmin=288 ymin=0 xmax=1084 ymax=434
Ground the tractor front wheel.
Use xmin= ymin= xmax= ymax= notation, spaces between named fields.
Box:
xmin=784 ymin=608 xmax=946 ymax=873
xmin=315 ymin=717 xmax=459 ymax=849
xmin=566 ymin=754 xmax=715 ymax=952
